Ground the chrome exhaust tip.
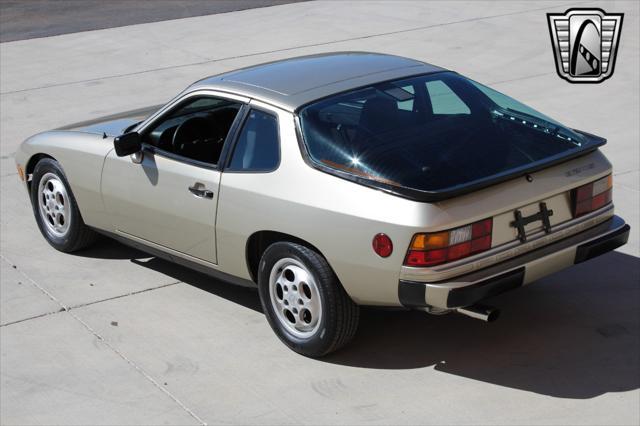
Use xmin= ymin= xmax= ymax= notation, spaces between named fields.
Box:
xmin=456 ymin=304 xmax=500 ymax=322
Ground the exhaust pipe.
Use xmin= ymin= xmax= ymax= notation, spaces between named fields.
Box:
xmin=456 ymin=304 xmax=500 ymax=322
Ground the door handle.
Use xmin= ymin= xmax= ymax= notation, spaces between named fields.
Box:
xmin=188 ymin=184 xmax=214 ymax=199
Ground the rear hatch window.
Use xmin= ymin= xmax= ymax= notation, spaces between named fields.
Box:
xmin=298 ymin=71 xmax=604 ymax=200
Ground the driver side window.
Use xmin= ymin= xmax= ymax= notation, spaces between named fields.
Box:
xmin=143 ymin=96 xmax=242 ymax=166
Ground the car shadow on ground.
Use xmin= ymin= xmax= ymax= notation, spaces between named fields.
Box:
xmin=78 ymin=240 xmax=639 ymax=399
xmin=327 ymin=252 xmax=640 ymax=399
xmin=75 ymin=237 xmax=149 ymax=260
xmin=77 ymin=237 xmax=264 ymax=311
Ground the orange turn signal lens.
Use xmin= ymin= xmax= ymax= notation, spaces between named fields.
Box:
xmin=16 ymin=165 xmax=25 ymax=182
xmin=405 ymin=218 xmax=493 ymax=267
xmin=410 ymin=232 xmax=449 ymax=250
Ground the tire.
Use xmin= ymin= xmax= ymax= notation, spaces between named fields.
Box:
xmin=30 ymin=158 xmax=99 ymax=252
xmin=258 ymin=242 xmax=359 ymax=357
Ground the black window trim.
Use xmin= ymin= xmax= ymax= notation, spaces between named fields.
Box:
xmin=137 ymin=91 xmax=249 ymax=171
xmin=222 ymin=105 xmax=282 ymax=174
xmin=141 ymin=143 xmax=219 ymax=171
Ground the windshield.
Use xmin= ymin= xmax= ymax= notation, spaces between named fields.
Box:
xmin=298 ymin=71 xmax=599 ymax=195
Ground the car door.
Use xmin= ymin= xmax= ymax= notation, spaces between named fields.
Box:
xmin=101 ymin=90 xmax=248 ymax=265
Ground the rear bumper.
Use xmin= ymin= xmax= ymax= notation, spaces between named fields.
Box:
xmin=398 ymin=215 xmax=630 ymax=309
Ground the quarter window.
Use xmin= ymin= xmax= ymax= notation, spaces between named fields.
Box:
xmin=228 ymin=109 xmax=279 ymax=171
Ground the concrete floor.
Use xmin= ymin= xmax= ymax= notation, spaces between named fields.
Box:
xmin=1 ymin=1 xmax=639 ymax=424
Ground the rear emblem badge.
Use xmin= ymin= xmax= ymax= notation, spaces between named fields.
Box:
xmin=511 ymin=202 xmax=554 ymax=243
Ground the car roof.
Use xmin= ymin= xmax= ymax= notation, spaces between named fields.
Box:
xmin=189 ymin=52 xmax=445 ymax=112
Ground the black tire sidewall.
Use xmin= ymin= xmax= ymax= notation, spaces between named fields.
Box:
xmin=258 ymin=242 xmax=340 ymax=356
xmin=30 ymin=159 xmax=84 ymax=251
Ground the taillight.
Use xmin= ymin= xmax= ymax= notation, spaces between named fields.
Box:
xmin=404 ymin=218 xmax=493 ymax=267
xmin=573 ymin=174 xmax=612 ymax=217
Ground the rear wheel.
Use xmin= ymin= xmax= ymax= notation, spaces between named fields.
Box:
xmin=30 ymin=158 xmax=98 ymax=252
xmin=258 ymin=242 xmax=359 ymax=357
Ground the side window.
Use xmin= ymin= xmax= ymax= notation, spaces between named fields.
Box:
xmin=227 ymin=109 xmax=279 ymax=172
xmin=143 ymin=96 xmax=241 ymax=165
xmin=426 ymin=80 xmax=470 ymax=115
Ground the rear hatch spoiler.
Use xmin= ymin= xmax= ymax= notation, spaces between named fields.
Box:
xmin=350 ymin=129 xmax=607 ymax=203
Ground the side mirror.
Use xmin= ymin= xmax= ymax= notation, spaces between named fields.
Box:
xmin=114 ymin=132 xmax=142 ymax=157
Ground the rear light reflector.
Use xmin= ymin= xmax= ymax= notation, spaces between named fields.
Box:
xmin=572 ymin=175 xmax=612 ymax=217
xmin=405 ymin=218 xmax=493 ymax=267
xmin=372 ymin=233 xmax=393 ymax=257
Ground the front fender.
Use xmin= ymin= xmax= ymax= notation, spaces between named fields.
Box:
xmin=17 ymin=131 xmax=115 ymax=231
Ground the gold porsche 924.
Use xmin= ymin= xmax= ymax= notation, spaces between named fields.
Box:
xmin=16 ymin=53 xmax=630 ymax=356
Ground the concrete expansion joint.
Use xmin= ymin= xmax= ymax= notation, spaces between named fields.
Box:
xmin=0 ymin=255 xmax=206 ymax=425
xmin=0 ymin=307 xmax=66 ymax=327
xmin=1 ymin=254 xmax=70 ymax=311
xmin=0 ymin=263 xmax=181 ymax=326
xmin=68 ymin=280 xmax=182 ymax=311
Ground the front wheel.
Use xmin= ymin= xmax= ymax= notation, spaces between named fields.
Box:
xmin=30 ymin=158 xmax=98 ymax=252
xmin=258 ymin=242 xmax=359 ymax=357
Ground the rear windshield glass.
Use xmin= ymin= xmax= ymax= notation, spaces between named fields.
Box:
xmin=298 ymin=72 xmax=596 ymax=194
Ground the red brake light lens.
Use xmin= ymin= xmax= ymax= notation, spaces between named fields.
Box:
xmin=404 ymin=218 xmax=493 ymax=267
xmin=572 ymin=175 xmax=612 ymax=217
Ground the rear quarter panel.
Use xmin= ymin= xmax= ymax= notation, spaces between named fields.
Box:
xmin=216 ymin=103 xmax=613 ymax=306
xmin=217 ymin=104 xmax=426 ymax=305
